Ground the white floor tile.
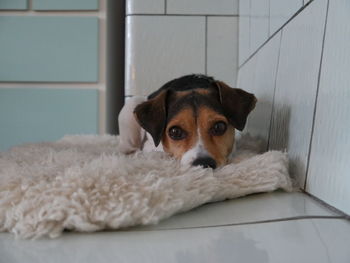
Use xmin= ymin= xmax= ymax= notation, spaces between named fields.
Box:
xmin=1 ymin=218 xmax=349 ymax=263
xmin=140 ymin=192 xmax=338 ymax=230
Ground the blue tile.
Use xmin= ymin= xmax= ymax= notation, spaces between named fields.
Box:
xmin=33 ymin=0 xmax=98 ymax=10
xmin=0 ymin=16 xmax=99 ymax=82
xmin=0 ymin=88 xmax=98 ymax=150
xmin=0 ymin=0 xmax=27 ymax=10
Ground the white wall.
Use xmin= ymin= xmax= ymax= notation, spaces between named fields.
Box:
xmin=125 ymin=0 xmax=239 ymax=97
xmin=238 ymin=0 xmax=350 ymax=215
xmin=124 ymin=0 xmax=350 ymax=215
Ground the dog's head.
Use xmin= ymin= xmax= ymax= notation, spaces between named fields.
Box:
xmin=134 ymin=75 xmax=256 ymax=169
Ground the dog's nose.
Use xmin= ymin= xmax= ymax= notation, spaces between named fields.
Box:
xmin=192 ymin=157 xmax=217 ymax=169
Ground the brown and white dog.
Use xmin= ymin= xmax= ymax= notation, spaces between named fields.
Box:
xmin=118 ymin=74 xmax=256 ymax=169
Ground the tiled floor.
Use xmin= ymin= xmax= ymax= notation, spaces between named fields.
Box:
xmin=1 ymin=192 xmax=349 ymax=263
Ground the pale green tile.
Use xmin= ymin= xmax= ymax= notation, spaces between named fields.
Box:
xmin=0 ymin=0 xmax=27 ymax=10
xmin=0 ymin=16 xmax=99 ymax=82
xmin=33 ymin=0 xmax=98 ymax=10
xmin=0 ymin=88 xmax=98 ymax=150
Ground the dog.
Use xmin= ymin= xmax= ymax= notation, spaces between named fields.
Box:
xmin=118 ymin=74 xmax=256 ymax=169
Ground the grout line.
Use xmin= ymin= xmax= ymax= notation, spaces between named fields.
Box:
xmin=0 ymin=10 xmax=101 ymax=16
xmin=0 ymin=82 xmax=100 ymax=86
xmin=310 ymin=220 xmax=332 ymax=262
xmin=0 ymin=83 xmax=106 ymax=92
xmin=239 ymin=0 xmax=314 ymax=70
xmin=126 ymin=13 xmax=239 ymax=17
xmin=267 ymin=30 xmax=283 ymax=150
xmin=302 ymin=190 xmax=350 ymax=219
xmin=303 ymin=0 xmax=330 ymax=190
xmin=205 ymin=16 xmax=208 ymax=75
xmin=121 ymin=216 xmax=345 ymax=233
xmin=164 ymin=0 xmax=167 ymax=14
xmin=0 ymin=85 xmax=102 ymax=90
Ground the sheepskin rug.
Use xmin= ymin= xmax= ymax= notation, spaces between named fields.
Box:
xmin=0 ymin=134 xmax=292 ymax=239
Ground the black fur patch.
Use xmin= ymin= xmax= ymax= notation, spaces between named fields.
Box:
xmin=134 ymin=74 xmax=256 ymax=146
xmin=166 ymin=91 xmax=224 ymax=124
xmin=148 ymin=74 xmax=217 ymax=100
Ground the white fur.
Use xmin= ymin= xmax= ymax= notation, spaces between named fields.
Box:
xmin=0 ymin=134 xmax=293 ymax=239
xmin=181 ymin=129 xmax=211 ymax=166
xmin=118 ymin=96 xmax=163 ymax=154
xmin=118 ymin=96 xmax=147 ymax=154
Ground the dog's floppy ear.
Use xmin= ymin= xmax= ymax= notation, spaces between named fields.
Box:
xmin=216 ymin=81 xmax=257 ymax=131
xmin=133 ymin=91 xmax=168 ymax=147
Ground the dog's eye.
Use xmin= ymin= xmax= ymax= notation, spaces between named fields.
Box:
xmin=168 ymin=126 xmax=187 ymax=140
xmin=210 ymin=121 xmax=227 ymax=136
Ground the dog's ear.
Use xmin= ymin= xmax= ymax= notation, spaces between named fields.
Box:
xmin=133 ymin=91 xmax=168 ymax=147
xmin=216 ymin=81 xmax=257 ymax=131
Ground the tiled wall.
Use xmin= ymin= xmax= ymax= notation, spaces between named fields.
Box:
xmin=238 ymin=0 xmax=350 ymax=215
xmin=125 ymin=0 xmax=239 ymax=97
xmin=0 ymin=0 xmax=106 ymax=150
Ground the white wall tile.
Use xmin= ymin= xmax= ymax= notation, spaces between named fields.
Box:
xmin=126 ymin=0 xmax=165 ymax=15
xmin=269 ymin=0 xmax=303 ymax=35
xmin=207 ymin=17 xmax=238 ymax=87
xmin=236 ymin=53 xmax=256 ymax=138
xmin=167 ymin=0 xmax=238 ymax=15
xmin=237 ymin=55 xmax=256 ymax=96
xmin=237 ymin=32 xmax=281 ymax=149
xmin=125 ymin=16 xmax=205 ymax=96
xmin=306 ymin=0 xmax=350 ymax=215
xmin=238 ymin=0 xmax=250 ymax=66
xmin=250 ymin=0 xmax=269 ymax=53
xmin=269 ymin=0 xmax=327 ymax=186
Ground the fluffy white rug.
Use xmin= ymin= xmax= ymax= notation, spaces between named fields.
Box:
xmin=0 ymin=135 xmax=292 ymax=239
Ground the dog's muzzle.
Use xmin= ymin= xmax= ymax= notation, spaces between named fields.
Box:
xmin=192 ymin=157 xmax=217 ymax=169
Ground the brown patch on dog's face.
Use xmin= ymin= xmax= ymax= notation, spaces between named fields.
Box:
xmin=197 ymin=107 xmax=235 ymax=166
xmin=134 ymin=74 xmax=257 ymax=168
xmin=162 ymin=107 xmax=198 ymax=159
xmin=162 ymin=105 xmax=235 ymax=167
